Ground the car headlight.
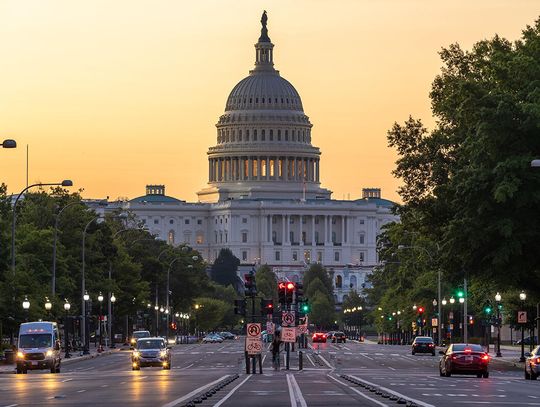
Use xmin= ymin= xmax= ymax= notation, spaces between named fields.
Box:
xmin=160 ymin=350 xmax=167 ymax=358
xmin=46 ymin=350 xmax=53 ymax=357
xmin=17 ymin=351 xmax=24 ymax=359
xmin=133 ymin=351 xmax=140 ymax=358
xmin=130 ymin=339 xmax=136 ymax=344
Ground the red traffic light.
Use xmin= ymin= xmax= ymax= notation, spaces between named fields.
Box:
xmin=278 ymin=282 xmax=286 ymax=290
xmin=286 ymin=282 xmax=295 ymax=290
xmin=418 ymin=307 xmax=424 ymax=313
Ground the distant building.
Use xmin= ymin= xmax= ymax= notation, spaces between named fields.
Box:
xmin=95 ymin=14 xmax=398 ymax=304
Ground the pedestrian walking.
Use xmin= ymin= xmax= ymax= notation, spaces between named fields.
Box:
xmin=271 ymin=331 xmax=282 ymax=370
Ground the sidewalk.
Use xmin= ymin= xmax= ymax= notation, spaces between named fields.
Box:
xmin=0 ymin=344 xmax=124 ymax=374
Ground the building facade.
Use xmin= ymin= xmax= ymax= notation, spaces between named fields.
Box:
xmin=98 ymin=13 xmax=398 ymax=304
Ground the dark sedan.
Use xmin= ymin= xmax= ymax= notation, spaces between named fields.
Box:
xmin=312 ymin=332 xmax=326 ymax=343
xmin=332 ymin=331 xmax=346 ymax=343
xmin=412 ymin=336 xmax=435 ymax=355
xmin=439 ymin=344 xmax=490 ymax=378
xmin=525 ymin=345 xmax=540 ymax=380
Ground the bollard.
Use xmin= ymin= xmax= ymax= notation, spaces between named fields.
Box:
xmin=245 ymin=351 xmax=250 ymax=374
xmin=258 ymin=353 xmax=263 ymax=374
xmin=286 ymin=343 xmax=290 ymax=370
xmin=251 ymin=355 xmax=256 ymax=374
xmin=299 ymin=351 xmax=303 ymax=370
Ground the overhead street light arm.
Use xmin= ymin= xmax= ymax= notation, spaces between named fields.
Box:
xmin=1 ymin=139 xmax=17 ymax=148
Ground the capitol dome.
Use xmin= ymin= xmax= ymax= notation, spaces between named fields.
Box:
xmin=197 ymin=11 xmax=331 ymax=203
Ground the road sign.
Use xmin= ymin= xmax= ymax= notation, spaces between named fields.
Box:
xmin=282 ymin=311 xmax=295 ymax=326
xmin=247 ymin=323 xmax=262 ymax=337
xmin=518 ymin=311 xmax=527 ymax=324
xmin=431 ymin=318 xmax=438 ymax=327
xmin=297 ymin=324 xmax=307 ymax=334
xmin=246 ymin=323 xmax=262 ymax=355
xmin=266 ymin=322 xmax=275 ymax=335
xmin=281 ymin=327 xmax=296 ymax=343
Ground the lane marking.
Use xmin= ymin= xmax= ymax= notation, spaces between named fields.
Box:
xmin=179 ymin=363 xmax=194 ymax=370
xmin=161 ymin=375 xmax=228 ymax=407
xmin=317 ymin=354 xmax=334 ymax=369
xmin=77 ymin=390 xmax=86 ymax=393
xmin=287 ymin=374 xmax=307 ymax=407
xmin=305 ymin=353 xmax=316 ymax=367
xmin=327 ymin=375 xmax=388 ymax=407
xmin=348 ymin=374 xmax=435 ymax=407
xmin=359 ymin=353 xmax=374 ymax=361
xmin=388 ymin=367 xmax=396 ymax=371
xmin=213 ymin=375 xmax=252 ymax=407
xmin=3 ymin=405 xmax=19 ymax=407
xmin=61 ymin=378 xmax=73 ymax=383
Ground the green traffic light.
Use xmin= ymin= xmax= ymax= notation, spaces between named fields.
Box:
xmin=302 ymin=305 xmax=309 ymax=312
xmin=457 ymin=290 xmax=464 ymax=298
xmin=484 ymin=306 xmax=492 ymax=314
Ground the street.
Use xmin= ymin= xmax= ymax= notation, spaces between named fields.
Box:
xmin=0 ymin=339 xmax=537 ymax=407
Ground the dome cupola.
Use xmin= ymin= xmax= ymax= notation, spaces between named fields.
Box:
xmin=198 ymin=11 xmax=331 ymax=203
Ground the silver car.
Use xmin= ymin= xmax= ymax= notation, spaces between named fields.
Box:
xmin=525 ymin=345 xmax=540 ymax=380
xmin=131 ymin=337 xmax=171 ymax=370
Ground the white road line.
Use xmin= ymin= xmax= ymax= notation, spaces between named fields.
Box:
xmin=161 ymin=375 xmax=228 ymax=407
xmin=348 ymin=374 xmax=435 ymax=407
xmin=305 ymin=353 xmax=316 ymax=367
xmin=317 ymin=354 xmax=334 ymax=369
xmin=287 ymin=374 xmax=307 ymax=407
xmin=179 ymin=363 xmax=194 ymax=370
xmin=213 ymin=375 xmax=252 ymax=407
xmin=61 ymin=378 xmax=73 ymax=382
xmin=359 ymin=353 xmax=374 ymax=361
xmin=3 ymin=405 xmax=19 ymax=407
xmin=262 ymin=354 xmax=267 ymax=365
xmin=343 ymin=345 xmax=351 ymax=350
xmin=388 ymin=367 xmax=396 ymax=371
xmin=327 ymin=375 xmax=388 ymax=407
xmin=77 ymin=390 xmax=86 ymax=393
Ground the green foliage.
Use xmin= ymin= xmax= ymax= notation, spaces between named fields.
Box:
xmin=255 ymin=265 xmax=278 ymax=303
xmin=303 ymin=264 xmax=335 ymax=326
xmin=370 ymin=17 xmax=540 ymax=327
xmin=193 ymin=297 xmax=229 ymax=331
xmin=210 ymin=248 xmax=241 ymax=288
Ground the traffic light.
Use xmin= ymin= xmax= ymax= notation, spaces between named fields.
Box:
xmin=296 ymin=283 xmax=304 ymax=302
xmin=468 ymin=315 xmax=474 ymax=325
xmin=456 ymin=289 xmax=465 ymax=299
xmin=483 ymin=304 xmax=492 ymax=315
xmin=278 ymin=282 xmax=287 ymax=304
xmin=244 ymin=272 xmax=257 ymax=297
xmin=285 ymin=282 xmax=295 ymax=304
xmin=170 ymin=322 xmax=177 ymax=330
xmin=417 ymin=306 xmax=424 ymax=327
xmin=261 ymin=299 xmax=274 ymax=315
xmin=234 ymin=299 xmax=246 ymax=316
xmin=417 ymin=306 xmax=424 ymax=314
xmin=299 ymin=300 xmax=310 ymax=314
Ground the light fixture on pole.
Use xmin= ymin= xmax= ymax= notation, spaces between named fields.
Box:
xmin=519 ymin=291 xmax=527 ymax=362
xmin=495 ymin=292 xmax=502 ymax=357
xmin=98 ymin=292 xmax=104 ymax=352
xmin=110 ymin=293 xmax=116 ymax=349
xmin=1 ymin=139 xmax=17 ymax=148
xmin=22 ymin=296 xmax=30 ymax=322
xmin=44 ymin=297 xmax=52 ymax=312
xmin=64 ymin=300 xmax=71 ymax=358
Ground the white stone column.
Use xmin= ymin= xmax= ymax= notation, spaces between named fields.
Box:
xmin=324 ymin=215 xmax=328 ymax=244
xmin=341 ymin=216 xmax=345 ymax=244
xmin=316 ymin=160 xmax=320 ymax=182
xmin=248 ymin=157 xmax=253 ymax=180
xmin=311 ymin=216 xmax=315 ymax=246
xmin=266 ymin=157 xmax=270 ymax=180
xmin=299 ymin=215 xmax=303 ymax=246
xmin=285 ymin=157 xmax=289 ymax=181
xmin=282 ymin=214 xmax=286 ymax=244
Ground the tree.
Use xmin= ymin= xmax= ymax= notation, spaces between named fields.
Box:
xmin=210 ymin=248 xmax=241 ymax=288
xmin=255 ymin=265 xmax=278 ymax=304
xmin=310 ymin=292 xmax=334 ymax=329
xmin=193 ymin=297 xmax=229 ymax=332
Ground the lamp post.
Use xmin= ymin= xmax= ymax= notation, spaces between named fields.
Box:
xmin=11 ymin=181 xmax=73 ymax=298
xmin=154 ymin=305 xmax=159 ymax=336
xmin=22 ymin=296 xmax=30 ymax=322
xmin=44 ymin=297 xmax=52 ymax=318
xmin=398 ymin=244 xmax=442 ymax=345
xmin=458 ymin=296 xmax=465 ymax=341
xmin=109 ymin=293 xmax=116 ymax=349
xmin=64 ymin=300 xmax=71 ymax=358
xmin=97 ymin=292 xmax=104 ymax=352
xmin=495 ymin=292 xmax=502 ymax=357
xmin=449 ymin=296 xmax=455 ymax=343
xmin=519 ymin=291 xmax=527 ymax=362
xmin=52 ymin=201 xmax=85 ymax=297
xmin=441 ymin=298 xmax=447 ymax=344
xmin=166 ymin=258 xmax=181 ymax=344
xmin=1 ymin=139 xmax=17 ymax=148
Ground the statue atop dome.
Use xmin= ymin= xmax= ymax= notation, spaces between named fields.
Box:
xmin=258 ymin=10 xmax=271 ymax=43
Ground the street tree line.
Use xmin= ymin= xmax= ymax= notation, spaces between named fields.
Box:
xmin=366 ymin=17 xmax=540 ymax=340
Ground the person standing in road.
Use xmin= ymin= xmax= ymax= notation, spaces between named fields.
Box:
xmin=271 ymin=331 xmax=282 ymax=370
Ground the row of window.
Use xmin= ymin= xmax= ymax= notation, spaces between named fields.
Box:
xmin=147 ymin=218 xmax=203 ymax=226
xmin=217 ymin=128 xmax=311 ymax=144
xmin=227 ymin=96 xmax=301 ymax=108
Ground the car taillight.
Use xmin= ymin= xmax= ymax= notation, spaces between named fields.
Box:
xmin=481 ymin=354 xmax=489 ymax=361
xmin=428 ymin=344 xmax=434 ymax=347
xmin=535 ymin=357 xmax=540 ymax=364
xmin=451 ymin=354 xmax=457 ymax=360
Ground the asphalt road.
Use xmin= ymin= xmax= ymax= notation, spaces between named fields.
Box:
xmin=0 ymin=339 xmax=537 ymax=406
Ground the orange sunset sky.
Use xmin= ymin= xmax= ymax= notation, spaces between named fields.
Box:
xmin=1 ymin=1 xmax=539 ymax=203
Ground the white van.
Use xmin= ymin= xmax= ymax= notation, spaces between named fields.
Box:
xmin=16 ymin=321 xmax=62 ymax=374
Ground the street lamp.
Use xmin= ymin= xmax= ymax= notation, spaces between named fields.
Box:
xmin=495 ymin=292 xmax=502 ymax=357
xmin=64 ymin=300 xmax=71 ymax=358
xmin=519 ymin=291 xmax=527 ymax=362
xmin=11 ymin=181 xmax=73 ymax=297
xmin=412 ymin=304 xmax=417 ymax=311
xmin=98 ymin=292 xmax=104 ymax=352
xmin=109 ymin=293 xmax=116 ymax=348
xmin=22 ymin=296 xmax=30 ymax=322
xmin=1 ymin=139 xmax=17 ymax=148
xmin=44 ymin=297 xmax=52 ymax=313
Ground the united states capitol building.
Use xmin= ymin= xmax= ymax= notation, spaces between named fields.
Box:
xmin=98 ymin=13 xmax=398 ymax=304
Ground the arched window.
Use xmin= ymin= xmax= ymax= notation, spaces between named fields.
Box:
xmin=168 ymin=230 xmax=175 ymax=245
xmin=349 ymin=275 xmax=357 ymax=289
xmin=335 ymin=275 xmax=342 ymax=288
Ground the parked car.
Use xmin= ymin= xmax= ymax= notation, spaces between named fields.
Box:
xmin=202 ymin=334 xmax=223 ymax=343
xmin=312 ymin=332 xmax=326 ymax=343
xmin=332 ymin=332 xmax=346 ymax=343
xmin=525 ymin=345 xmax=540 ymax=380
xmin=219 ymin=332 xmax=236 ymax=340
xmin=515 ymin=336 xmax=538 ymax=346
xmin=412 ymin=336 xmax=436 ymax=356
xmin=131 ymin=337 xmax=171 ymax=370
xmin=439 ymin=343 xmax=490 ymax=378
